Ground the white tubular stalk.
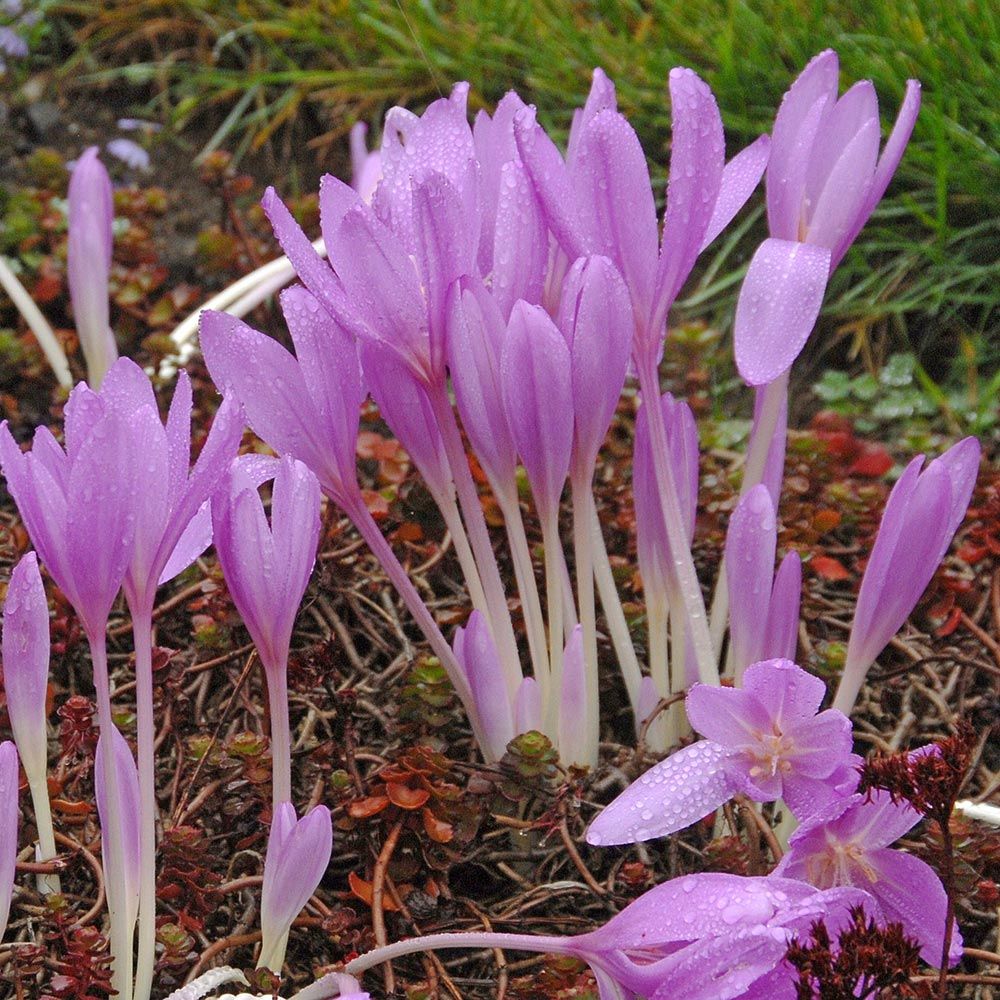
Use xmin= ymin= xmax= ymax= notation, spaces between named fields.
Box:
xmin=0 ymin=256 xmax=73 ymax=389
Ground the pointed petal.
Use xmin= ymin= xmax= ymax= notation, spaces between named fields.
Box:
xmin=98 ymin=356 xmax=158 ymax=418
xmin=360 ymin=339 xmax=452 ymax=501
xmin=280 ymin=284 xmax=363 ymax=495
xmin=807 ymin=116 xmax=880 ymax=260
xmin=199 ymin=311 xmax=341 ymax=494
xmin=261 ymin=188 xmax=368 ymax=343
xmin=585 ymin=740 xmax=735 ymax=844
xmin=649 ymin=68 xmax=725 ymax=342
xmin=762 ymin=551 xmax=801 ymax=662
xmin=558 ymin=626 xmax=588 ymax=766
xmin=557 ymin=255 xmax=634 ymax=472
xmin=513 ymin=105 xmax=589 ymax=261
xmin=838 ymin=80 xmax=921 ymax=264
xmin=319 ymin=173 xmax=362 ymax=253
xmin=123 ymin=405 xmax=170 ymax=601
xmin=500 ymin=301 xmax=573 ymax=518
xmin=158 ymin=500 xmax=212 ymax=586
xmin=567 ymin=67 xmax=618 ymax=167
xmin=700 ymin=133 xmax=771 ymax=252
xmin=445 ymin=276 xmax=517 ymax=487
xmin=164 ymin=369 xmax=193 ymax=509
xmin=490 ymin=159 xmax=548 ymax=319
xmin=454 ymin=612 xmax=514 ymax=760
xmin=573 ymin=110 xmax=659 ymax=327
xmin=766 ymin=50 xmax=840 ymax=240
xmin=2 ymin=553 xmax=50 ymax=778
xmin=333 ymin=202 xmax=432 ymax=379
xmin=725 ymin=485 xmax=778 ymax=673
xmin=931 ymin=436 xmax=980 ymax=553
xmin=733 ymin=237 xmax=831 ymax=386
xmin=871 ymin=848 xmax=961 ymax=966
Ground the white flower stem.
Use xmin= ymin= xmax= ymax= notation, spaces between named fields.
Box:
xmin=264 ymin=661 xmax=292 ymax=809
xmin=589 ymin=502 xmax=643 ymax=717
xmin=637 ymin=361 xmax=716 ymax=686
xmin=344 ymin=494 xmax=493 ymax=755
xmin=541 ymin=512 xmax=565 ymax=743
xmin=27 ymin=773 xmax=59 ymax=895
xmin=496 ymin=486 xmax=550 ymax=687
xmin=346 ymin=931 xmax=572 ymax=976
xmin=129 ymin=608 xmax=158 ymax=1000
xmin=89 ymin=629 xmax=134 ymax=1000
xmin=429 ymin=386 xmax=522 ymax=698
xmin=571 ymin=475 xmax=600 ymax=768
xmin=0 ymin=256 xmax=73 ymax=389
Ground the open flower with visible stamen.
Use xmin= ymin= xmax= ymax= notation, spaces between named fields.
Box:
xmin=775 ymin=789 xmax=962 ymax=967
xmin=586 ymin=659 xmax=854 ymax=845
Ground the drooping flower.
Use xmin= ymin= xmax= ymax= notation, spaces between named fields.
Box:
xmin=66 ymin=146 xmax=117 ymax=388
xmin=775 ymin=789 xmax=962 ymax=967
xmin=0 ymin=741 xmax=18 ymax=943
xmin=586 ymin=659 xmax=854 ymax=845
xmin=734 ymin=52 xmax=921 ymax=387
xmin=834 ymin=436 xmax=980 ymax=714
xmin=213 ymin=455 xmax=322 ymax=809
xmin=345 ymin=872 xmax=871 ymax=1000
xmin=259 ymin=801 xmax=333 ymax=973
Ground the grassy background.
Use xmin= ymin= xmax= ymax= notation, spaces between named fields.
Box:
xmin=38 ymin=0 xmax=1000 ymax=376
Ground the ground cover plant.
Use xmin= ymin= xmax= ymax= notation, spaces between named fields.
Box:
xmin=0 ymin=8 xmax=999 ymax=1000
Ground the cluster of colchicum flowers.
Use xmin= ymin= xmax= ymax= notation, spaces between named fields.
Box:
xmin=0 ymin=46 xmax=982 ymax=999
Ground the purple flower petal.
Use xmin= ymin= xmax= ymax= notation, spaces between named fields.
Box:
xmin=500 ymin=301 xmax=573 ymax=519
xmin=585 ymin=740 xmax=735 ymax=845
xmin=762 ymin=551 xmax=801 ymax=662
xmin=1 ymin=554 xmax=49 ymax=779
xmin=733 ymin=237 xmax=831 ymax=387
xmin=741 ymin=657 xmax=825 ymax=725
xmin=454 ymin=612 xmax=514 ymax=760
xmin=766 ymin=50 xmax=839 ymax=240
xmin=445 ymin=276 xmax=517 ymax=490
xmin=106 ymin=138 xmax=150 ymax=171
xmin=699 ymin=133 xmax=771 ymax=252
xmin=725 ymin=485 xmax=777 ymax=674
xmin=572 ymin=110 xmax=658 ymax=329
xmin=557 ymin=255 xmax=634 ymax=475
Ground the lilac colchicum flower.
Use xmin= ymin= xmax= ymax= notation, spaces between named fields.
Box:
xmin=735 ymin=50 xmax=922 ymax=389
xmin=776 ymin=789 xmax=963 ymax=967
xmin=349 ymin=122 xmax=382 ymax=204
xmin=199 ymin=306 xmax=491 ymax=757
xmin=67 ymin=146 xmax=118 ymax=388
xmin=346 ymin=873 xmax=871 ymax=1000
xmin=834 ymin=436 xmax=980 ymax=714
xmin=1 ymin=552 xmax=58 ymax=892
xmin=452 ymin=611 xmax=515 ymax=761
xmin=0 ymin=742 xmax=18 ymax=943
xmin=725 ymin=485 xmax=802 ymax=680
xmin=94 ymin=726 xmax=141 ymax=989
xmin=586 ymin=659 xmax=854 ymax=845
xmin=213 ymin=455 xmax=322 ymax=809
xmin=259 ymin=802 xmax=333 ymax=973
xmin=0 ymin=368 xmax=143 ymax=999
xmin=516 ymin=67 xmax=768 ymax=685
